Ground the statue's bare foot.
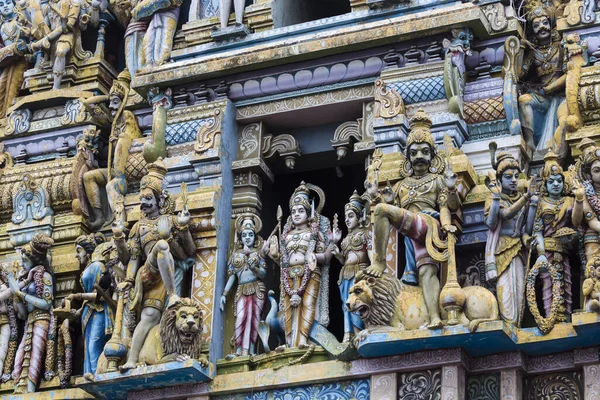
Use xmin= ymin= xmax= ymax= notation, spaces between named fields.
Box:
xmin=274 ymin=345 xmax=287 ymax=353
xmin=365 ymin=265 xmax=383 ymax=278
xmin=119 ymin=362 xmax=136 ymax=372
xmin=83 ymin=373 xmax=95 ymax=382
xmin=427 ymin=318 xmax=443 ymax=330
xmin=225 ymin=353 xmax=239 ymax=361
xmin=298 ymin=343 xmax=310 ymax=350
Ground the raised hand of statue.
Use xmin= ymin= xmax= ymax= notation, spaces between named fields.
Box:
xmin=572 ymin=177 xmax=585 ymax=201
xmin=177 ymin=204 xmax=191 ymax=228
xmin=380 ymin=185 xmax=394 ymax=204
xmin=111 ymin=215 xmax=125 ymax=238
xmin=332 ymin=227 xmax=342 ymax=243
xmin=444 ymin=163 xmax=458 ymax=191
xmin=526 ymin=175 xmax=538 ymax=203
xmin=307 ymin=252 xmax=317 ymax=272
xmin=268 ymin=235 xmax=279 ymax=260
xmin=330 ymin=243 xmax=341 ymax=258
xmin=486 ymin=170 xmax=501 ymax=196
xmin=7 ymin=271 xmax=20 ymax=296
xmin=219 ymin=294 xmax=226 ymax=312
xmin=118 ymin=280 xmax=132 ymax=292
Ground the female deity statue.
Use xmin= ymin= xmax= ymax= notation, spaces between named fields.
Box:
xmin=7 ymin=233 xmax=54 ymax=394
xmin=64 ymin=233 xmax=114 ymax=375
xmin=219 ymin=214 xmax=267 ymax=358
xmin=485 ymin=145 xmax=538 ymax=326
xmin=267 ymin=182 xmax=333 ymax=349
xmin=331 ymin=191 xmax=371 ymax=343
xmin=0 ymin=263 xmax=18 ymax=382
xmin=531 ymin=151 xmax=583 ymax=322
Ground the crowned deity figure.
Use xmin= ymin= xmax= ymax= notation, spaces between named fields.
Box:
xmin=531 ymin=151 xmax=583 ymax=323
xmin=267 ymin=182 xmax=333 ymax=349
xmin=573 ymin=139 xmax=600 ymax=267
xmin=220 ymin=214 xmax=267 ymax=358
xmin=112 ymin=158 xmax=196 ymax=370
xmin=63 ymin=233 xmax=115 ymax=375
xmin=0 ymin=0 xmax=32 ymax=118
xmin=6 ymin=233 xmax=54 ymax=393
xmin=517 ymin=2 xmax=568 ymax=154
xmin=331 ymin=191 xmax=371 ymax=342
xmin=485 ymin=145 xmax=538 ymax=326
xmin=81 ymin=70 xmax=142 ymax=231
xmin=0 ymin=263 xmax=18 ymax=382
xmin=366 ymin=109 xmax=460 ymax=330
xmin=30 ymin=0 xmax=103 ymax=89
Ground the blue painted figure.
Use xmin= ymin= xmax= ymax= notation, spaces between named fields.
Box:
xmin=66 ymin=233 xmax=114 ymax=375
xmin=332 ymin=191 xmax=371 ymax=343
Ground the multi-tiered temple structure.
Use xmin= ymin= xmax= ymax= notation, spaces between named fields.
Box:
xmin=0 ymin=0 xmax=600 ymax=399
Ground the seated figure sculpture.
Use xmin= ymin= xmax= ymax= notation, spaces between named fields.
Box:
xmin=112 ymin=159 xmax=196 ymax=371
xmin=365 ymin=109 xmax=459 ymax=330
xmin=517 ymin=2 xmax=568 ymax=153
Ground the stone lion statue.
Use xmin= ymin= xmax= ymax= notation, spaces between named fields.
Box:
xmin=137 ymin=297 xmax=209 ymax=367
xmin=346 ymin=272 xmax=499 ymax=341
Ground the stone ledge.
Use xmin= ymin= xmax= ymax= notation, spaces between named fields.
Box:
xmin=355 ymin=314 xmax=600 ymax=359
xmin=133 ymin=3 xmax=493 ymax=89
xmin=76 ymin=360 xmax=214 ymax=400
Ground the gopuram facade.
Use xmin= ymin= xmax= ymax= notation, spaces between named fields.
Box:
xmin=1 ymin=0 xmax=600 ymax=399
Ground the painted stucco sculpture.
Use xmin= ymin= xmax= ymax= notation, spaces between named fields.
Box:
xmin=7 ymin=233 xmax=55 ymax=394
xmin=266 ymin=182 xmax=333 ymax=349
xmin=0 ymin=0 xmax=32 ymax=119
xmin=346 ymin=271 xmax=499 ymax=339
xmin=365 ymin=109 xmax=460 ymax=330
xmin=516 ymin=1 xmax=570 ymax=156
xmin=130 ymin=0 xmax=182 ymax=68
xmin=527 ymin=151 xmax=582 ymax=333
xmin=79 ymin=70 xmax=142 ymax=231
xmin=64 ymin=233 xmax=114 ymax=375
xmin=112 ymin=158 xmax=196 ymax=371
xmin=218 ymin=0 xmax=245 ymax=30
xmin=30 ymin=0 xmax=105 ymax=89
xmin=220 ymin=214 xmax=267 ymax=358
xmin=485 ymin=143 xmax=538 ymax=326
xmin=0 ymin=263 xmax=17 ymax=383
xmin=137 ymin=297 xmax=208 ymax=367
xmin=331 ymin=191 xmax=371 ymax=343
xmin=443 ymin=27 xmax=473 ymax=118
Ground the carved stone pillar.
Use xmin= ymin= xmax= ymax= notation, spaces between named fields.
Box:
xmin=575 ymin=347 xmax=600 ymax=400
xmin=501 ymin=369 xmax=523 ymax=400
xmin=584 ymin=364 xmax=600 ymax=400
xmin=370 ymin=373 xmax=396 ymax=399
xmin=185 ymin=100 xmax=236 ymax=361
xmin=441 ymin=365 xmax=466 ymax=400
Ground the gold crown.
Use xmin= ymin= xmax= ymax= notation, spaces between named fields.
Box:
xmin=525 ymin=1 xmax=552 ymax=22
xmin=345 ymin=190 xmax=364 ymax=214
xmin=289 ymin=181 xmax=311 ymax=211
xmin=406 ymin=109 xmax=435 ymax=150
xmin=541 ymin=149 xmax=563 ymax=180
xmin=140 ymin=158 xmax=167 ymax=196
xmin=109 ymin=70 xmax=132 ymax=99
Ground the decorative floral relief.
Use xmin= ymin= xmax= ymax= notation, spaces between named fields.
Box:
xmin=467 ymin=374 xmax=500 ymax=400
xmin=398 ymin=369 xmax=441 ymax=400
xmin=525 ymin=372 xmax=583 ymax=400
